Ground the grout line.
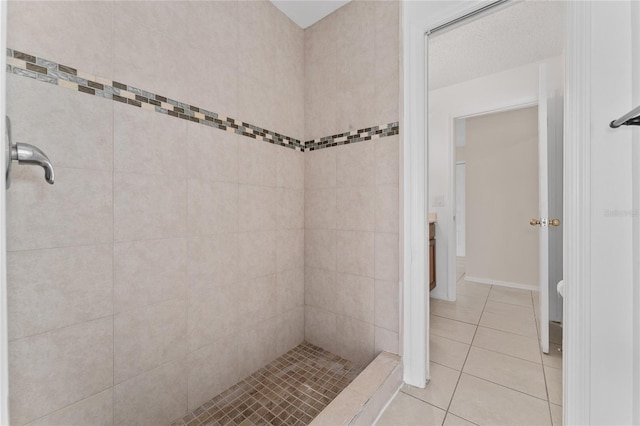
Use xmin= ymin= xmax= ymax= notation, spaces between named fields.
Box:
xmin=442 ymin=286 xmax=491 ymax=417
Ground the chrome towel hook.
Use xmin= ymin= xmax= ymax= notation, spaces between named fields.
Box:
xmin=5 ymin=116 xmax=55 ymax=189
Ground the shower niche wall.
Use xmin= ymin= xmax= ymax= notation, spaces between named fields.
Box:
xmin=4 ymin=1 xmax=400 ymax=425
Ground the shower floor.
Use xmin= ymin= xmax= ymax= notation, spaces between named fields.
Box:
xmin=171 ymin=342 xmax=364 ymax=426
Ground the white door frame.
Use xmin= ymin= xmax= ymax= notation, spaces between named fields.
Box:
xmin=402 ymin=1 xmax=590 ymax=422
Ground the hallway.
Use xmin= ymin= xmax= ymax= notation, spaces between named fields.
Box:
xmin=377 ymin=280 xmax=562 ymax=425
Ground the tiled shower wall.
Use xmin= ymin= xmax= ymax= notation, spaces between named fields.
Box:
xmin=303 ymin=1 xmax=401 ymax=366
xmin=6 ymin=2 xmax=304 ymax=425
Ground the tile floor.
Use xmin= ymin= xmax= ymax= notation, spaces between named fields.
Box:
xmin=377 ymin=276 xmax=563 ymax=426
xmin=171 ymin=342 xmax=362 ymax=426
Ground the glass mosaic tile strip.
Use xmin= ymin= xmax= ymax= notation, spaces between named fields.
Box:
xmin=304 ymin=122 xmax=400 ymax=151
xmin=6 ymin=48 xmax=305 ymax=152
xmin=6 ymin=48 xmax=400 ymax=154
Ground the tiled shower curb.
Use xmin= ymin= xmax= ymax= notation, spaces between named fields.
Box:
xmin=6 ymin=48 xmax=400 ymax=154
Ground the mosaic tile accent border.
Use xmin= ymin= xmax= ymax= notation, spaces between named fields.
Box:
xmin=6 ymin=48 xmax=400 ymax=154
xmin=305 ymin=122 xmax=400 ymax=151
xmin=5 ymin=49 xmax=306 ymax=152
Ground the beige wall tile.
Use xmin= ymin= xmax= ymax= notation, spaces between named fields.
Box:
xmin=114 ymin=238 xmax=187 ymax=314
xmin=239 ymin=138 xmax=278 ymax=186
xmin=188 ymin=335 xmax=239 ymax=411
xmin=336 ymin=186 xmax=375 ymax=231
xmin=337 ymin=231 xmax=374 ymax=277
xmin=233 ymin=275 xmax=278 ymax=329
xmin=304 ymin=266 xmax=337 ymax=312
xmin=8 ymin=1 xmax=113 ymax=76
xmin=25 ymin=389 xmax=113 ymax=426
xmin=374 ymin=327 xmax=399 ymax=355
xmin=188 ymin=279 xmax=237 ymax=353
xmin=375 ymin=136 xmax=400 ymax=185
xmin=7 ymin=167 xmax=112 ymax=251
xmin=277 ymin=268 xmax=305 ymax=314
xmin=335 ymin=315 xmax=374 ymax=366
xmin=277 ymin=148 xmax=304 ymax=189
xmin=239 ymin=185 xmax=276 ymax=232
xmin=305 ymin=187 xmax=336 ymax=230
xmin=277 ymin=187 xmax=304 ymax=229
xmin=7 ymin=74 xmax=114 ymax=172
xmin=188 ymin=234 xmax=239 ymax=286
xmin=114 ymin=298 xmax=187 ymax=384
xmin=375 ymin=184 xmax=399 ymax=233
xmin=374 ymin=232 xmax=399 ymax=281
xmin=114 ymin=359 xmax=187 ymax=426
xmin=335 ymin=142 xmax=375 ymax=187
xmin=236 ymin=317 xmax=279 ymax=378
xmin=114 ymin=172 xmax=186 ymax=242
xmin=305 ymin=306 xmax=337 ymax=353
xmin=8 ymin=244 xmax=112 ymax=341
xmin=277 ymin=307 xmax=305 ymax=357
xmin=9 ymin=318 xmax=113 ymax=426
xmin=187 ymin=123 xmax=239 ymax=183
xmin=277 ymin=229 xmax=304 ymax=272
xmin=114 ymin=103 xmax=187 ymax=177
xmin=375 ymin=279 xmax=399 ymax=332
xmin=305 ymin=229 xmax=337 ymax=271
xmin=336 ymin=273 xmax=374 ymax=323
xmin=238 ymin=231 xmax=277 ymax=280
xmin=305 ymin=149 xmax=336 ymax=189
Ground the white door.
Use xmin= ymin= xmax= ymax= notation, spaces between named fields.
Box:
xmin=0 ymin=1 xmax=9 ymax=423
xmin=537 ymin=64 xmax=550 ymax=354
xmin=536 ymin=64 xmax=564 ymax=355
xmin=455 ymin=162 xmax=466 ymax=257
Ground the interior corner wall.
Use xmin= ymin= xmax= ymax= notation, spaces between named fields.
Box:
xmin=302 ymin=1 xmax=402 ymax=366
xmin=5 ymin=2 xmax=305 ymax=425
xmin=463 ymin=106 xmax=540 ymax=288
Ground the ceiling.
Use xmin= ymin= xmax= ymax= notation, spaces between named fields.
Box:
xmin=428 ymin=0 xmax=566 ymax=90
xmin=270 ymin=0 xmax=350 ymax=29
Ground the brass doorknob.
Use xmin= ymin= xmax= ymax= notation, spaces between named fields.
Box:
xmin=550 ymin=219 xmax=561 ymax=226
xmin=530 ymin=218 xmax=540 ymax=226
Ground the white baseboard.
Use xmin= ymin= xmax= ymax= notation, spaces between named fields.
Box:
xmin=465 ymin=276 xmax=538 ymax=291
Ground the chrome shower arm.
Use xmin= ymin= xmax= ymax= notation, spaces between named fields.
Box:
xmin=11 ymin=143 xmax=55 ymax=184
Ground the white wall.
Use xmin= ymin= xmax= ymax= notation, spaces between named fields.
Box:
xmin=428 ymin=57 xmax=563 ymax=300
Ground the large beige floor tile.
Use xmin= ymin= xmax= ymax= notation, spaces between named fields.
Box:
xmin=444 ymin=413 xmax=478 ymax=426
xmin=479 ymin=311 xmax=538 ymax=338
xmin=550 ymin=404 xmax=562 ymax=426
xmin=473 ymin=326 xmax=541 ymax=363
xmin=542 ymin=342 xmax=563 ymax=369
xmin=483 ymin=300 xmax=534 ymax=317
xmin=376 ymin=392 xmax=446 ymax=426
xmin=488 ymin=286 xmax=534 ymax=308
xmin=544 ymin=365 xmax=563 ymax=406
xmin=450 ymin=374 xmax=552 ymax=426
xmin=430 ymin=335 xmax=470 ymax=371
xmin=452 ymin=293 xmax=487 ymax=310
xmin=456 ymin=280 xmax=491 ymax=299
xmin=463 ymin=347 xmax=547 ymax=400
xmin=402 ymin=362 xmax=460 ymax=410
xmin=430 ymin=315 xmax=477 ymax=344
xmin=431 ymin=299 xmax=483 ymax=325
